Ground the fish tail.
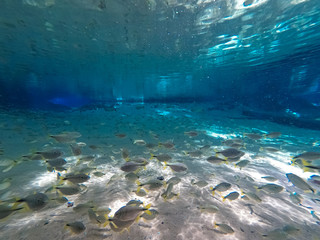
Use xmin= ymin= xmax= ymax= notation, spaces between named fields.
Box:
xmin=211 ymin=190 xmax=215 ymax=197
xmin=149 ymin=153 xmax=155 ymax=160
xmin=163 ymin=161 xmax=168 ymax=170
xmin=259 ymin=147 xmax=263 ymax=151
xmin=222 ymin=197 xmax=226 ymax=202
xmin=144 ymin=203 xmax=151 ymax=209
xmin=125 ymin=157 xmax=130 ymax=162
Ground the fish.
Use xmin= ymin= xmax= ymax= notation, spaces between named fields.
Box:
xmin=73 ymin=201 xmax=95 ymax=214
xmin=120 ymin=161 xmax=147 ymax=173
xmin=145 ymin=143 xmax=158 ymax=150
xmin=214 ymin=222 xmax=234 ymax=234
xmin=264 ymin=132 xmax=282 ymax=138
xmin=215 ymin=148 xmax=245 ymax=159
xmin=164 ymin=162 xmax=188 ymax=172
xmin=260 ymin=147 xmax=281 ymax=153
xmin=309 ymin=175 xmax=320 ymax=181
xmin=288 ymin=191 xmax=303 ymax=205
xmin=126 ymin=200 xmax=143 ymax=206
xmin=88 ymin=208 xmax=107 ymax=224
xmin=46 ymin=158 xmax=67 ymax=167
xmin=36 ymin=149 xmax=63 ymax=159
xmin=136 ymin=179 xmax=164 ymax=191
xmin=222 ymin=192 xmax=239 ymax=202
xmin=184 ymin=150 xmax=202 ymax=158
xmin=0 ymin=178 xmax=11 ymax=191
xmin=200 ymin=145 xmax=211 ymax=151
xmin=93 ymin=171 xmax=105 ymax=177
xmin=70 ymin=144 xmax=82 ymax=156
xmin=198 ymin=205 xmax=219 ymax=213
xmin=184 ymin=131 xmax=198 ymax=137
xmin=121 ymin=148 xmax=130 ymax=161
xmin=210 ymin=182 xmax=231 ymax=196
xmin=159 ymin=141 xmax=175 ymax=149
xmin=125 ymin=172 xmax=139 ymax=182
xmin=15 ymin=192 xmax=49 ymax=211
xmin=257 ymin=184 xmax=284 ymax=194
xmin=161 ymin=183 xmax=174 ymax=200
xmin=107 ymin=218 xmax=135 ymax=232
xmin=286 ymin=173 xmax=314 ymax=193
xmin=244 ymin=133 xmax=262 ymax=140
xmin=191 ymin=179 xmax=208 ymax=188
xmin=150 ymin=153 xmax=172 ymax=162
xmin=140 ymin=209 xmax=159 ymax=220
xmin=311 ymin=211 xmax=320 ymax=221
xmin=241 ymin=191 xmax=262 ymax=203
xmin=261 ymin=176 xmax=278 ymax=182
xmin=293 ymin=152 xmax=320 ymax=161
xmin=167 ymin=177 xmax=181 ymax=185
xmin=133 ymin=139 xmax=146 ymax=146
xmin=0 ymin=204 xmax=23 ymax=220
xmin=207 ymin=156 xmax=227 ymax=164
xmin=132 ymin=188 xmax=147 ymax=197
xmin=115 ymin=133 xmax=126 ymax=138
xmin=65 ymin=221 xmax=86 ymax=234
xmin=235 ymin=160 xmax=250 ymax=169
xmin=59 ymin=173 xmax=90 ymax=184
xmin=50 ymin=132 xmax=81 ymax=143
xmin=54 ymin=184 xmax=85 ymax=195
xmin=112 ymin=204 xmax=151 ymax=221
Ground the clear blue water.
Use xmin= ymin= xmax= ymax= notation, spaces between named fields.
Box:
xmin=1 ymin=1 xmax=320 ymax=239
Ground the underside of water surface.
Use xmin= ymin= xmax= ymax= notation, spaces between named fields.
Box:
xmin=1 ymin=0 xmax=320 ymax=240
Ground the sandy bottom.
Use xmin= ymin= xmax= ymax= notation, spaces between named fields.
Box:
xmin=0 ymin=103 xmax=319 ymax=240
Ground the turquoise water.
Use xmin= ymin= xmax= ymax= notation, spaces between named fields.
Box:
xmin=1 ymin=1 xmax=320 ymax=239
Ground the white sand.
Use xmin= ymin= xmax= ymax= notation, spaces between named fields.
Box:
xmin=0 ymin=103 xmax=319 ymax=239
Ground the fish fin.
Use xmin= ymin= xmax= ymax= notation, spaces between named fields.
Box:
xmin=303 ymin=167 xmax=310 ymax=172
xmin=137 ymin=187 xmax=141 ymax=193
xmin=176 ymin=193 xmax=180 ymax=199
xmin=125 ymin=157 xmax=130 ymax=162
xmin=136 ymin=180 xmax=141 ymax=186
xmin=110 ymin=221 xmax=118 ymax=229
xmin=145 ymin=203 xmax=151 ymax=209
xmin=209 ymin=186 xmax=213 ymax=190
xmin=135 ymin=216 xmax=140 ymax=223
xmin=145 ymin=210 xmax=152 ymax=215
xmin=149 ymin=153 xmax=155 ymax=160
xmin=301 ymin=159 xmax=310 ymax=166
